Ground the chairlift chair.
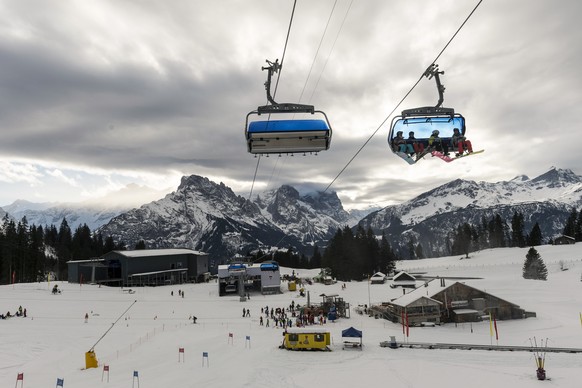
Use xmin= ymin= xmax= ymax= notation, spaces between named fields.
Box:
xmin=388 ymin=64 xmax=470 ymax=163
xmin=245 ymin=59 xmax=332 ymax=155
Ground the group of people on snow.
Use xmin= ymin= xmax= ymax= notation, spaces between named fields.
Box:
xmin=254 ymin=303 xmax=329 ymax=329
xmin=170 ymin=289 xmax=185 ymax=298
xmin=1 ymin=305 xmax=27 ymax=319
xmin=392 ymin=128 xmax=473 ymax=161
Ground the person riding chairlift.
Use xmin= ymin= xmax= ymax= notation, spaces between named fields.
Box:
xmin=428 ymin=130 xmax=449 ymax=156
xmin=451 ymin=127 xmax=473 ymax=156
xmin=393 ymin=131 xmax=414 ymax=156
xmin=407 ymin=131 xmax=425 ymax=155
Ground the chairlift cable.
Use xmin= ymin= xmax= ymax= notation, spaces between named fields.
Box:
xmin=247 ymin=155 xmax=262 ymax=202
xmin=307 ymin=0 xmax=354 ymax=104
xmin=247 ymin=0 xmax=298 ymax=202
xmin=322 ymin=0 xmax=484 ymax=193
xmin=297 ymin=0 xmax=339 ymax=104
xmin=273 ymin=0 xmax=298 ymax=100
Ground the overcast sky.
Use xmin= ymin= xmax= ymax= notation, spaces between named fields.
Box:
xmin=1 ymin=0 xmax=581 ymax=210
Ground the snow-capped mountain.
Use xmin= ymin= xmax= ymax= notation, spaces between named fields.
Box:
xmin=97 ymin=176 xmax=354 ymax=264
xmin=4 ymin=167 xmax=580 ymax=263
xmin=1 ymin=184 xmax=168 ymax=230
xmin=358 ymin=167 xmax=582 ymax=258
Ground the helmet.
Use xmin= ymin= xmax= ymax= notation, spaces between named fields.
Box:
xmin=396 ymin=131 xmax=403 ymax=136
xmin=432 ymin=130 xmax=439 ymax=135
xmin=453 ymin=128 xmax=460 ymax=133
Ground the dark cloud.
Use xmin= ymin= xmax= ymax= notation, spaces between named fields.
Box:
xmin=1 ymin=0 xmax=581 ymax=208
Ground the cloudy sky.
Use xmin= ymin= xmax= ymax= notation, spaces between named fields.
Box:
xmin=1 ymin=0 xmax=581 ymax=210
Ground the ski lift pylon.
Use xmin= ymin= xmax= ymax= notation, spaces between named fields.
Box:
xmin=245 ymin=59 xmax=332 ymax=155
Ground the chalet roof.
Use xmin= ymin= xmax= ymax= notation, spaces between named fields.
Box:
xmin=391 ymin=294 xmax=442 ymax=308
xmin=389 ymin=278 xmax=520 ymax=308
xmin=371 ymin=272 xmax=386 ymax=279
xmin=111 ymin=248 xmax=207 ymax=258
xmin=392 ymin=271 xmax=416 ymax=282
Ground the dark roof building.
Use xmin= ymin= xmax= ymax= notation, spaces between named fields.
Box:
xmin=67 ymin=248 xmax=209 ymax=286
xmin=554 ymin=235 xmax=575 ymax=245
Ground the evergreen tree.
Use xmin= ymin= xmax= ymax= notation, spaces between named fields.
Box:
xmin=522 ymin=247 xmax=548 ymax=280
xmin=71 ymin=224 xmax=94 ymax=260
xmin=310 ymin=245 xmax=322 ymax=269
xmin=16 ymin=217 xmax=30 ymax=282
xmin=526 ymin=222 xmax=543 ymax=246
xmin=1 ymin=216 xmax=17 ymax=284
xmin=29 ymin=225 xmax=46 ymax=282
xmin=104 ymin=236 xmax=116 ymax=253
xmin=563 ymin=208 xmax=577 ymax=237
xmin=414 ymin=243 xmax=425 ymax=260
xmin=451 ymin=223 xmax=472 ymax=257
xmin=379 ymin=232 xmax=396 ymax=275
xmin=511 ymin=211 xmax=526 ymax=248
xmin=407 ymin=239 xmax=416 ymax=260
xmin=575 ymin=209 xmax=582 ymax=242
xmin=488 ymin=214 xmax=507 ymax=248
xmin=323 ymin=226 xmax=396 ymax=281
xmin=56 ymin=218 xmax=72 ymax=280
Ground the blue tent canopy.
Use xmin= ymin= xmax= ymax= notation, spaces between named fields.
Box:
xmin=341 ymin=327 xmax=362 ymax=338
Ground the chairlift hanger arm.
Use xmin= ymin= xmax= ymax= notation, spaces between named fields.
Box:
xmin=400 ymin=64 xmax=454 ymax=118
xmin=424 ymin=64 xmax=445 ymax=108
xmin=259 ymin=58 xmax=314 ymax=114
xmin=262 ymin=59 xmax=281 ymax=106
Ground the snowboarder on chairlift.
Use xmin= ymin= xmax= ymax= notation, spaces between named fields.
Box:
xmin=428 ymin=130 xmax=449 ymax=156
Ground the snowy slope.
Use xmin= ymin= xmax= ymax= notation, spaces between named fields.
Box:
xmin=1 ymin=243 xmax=581 ymax=388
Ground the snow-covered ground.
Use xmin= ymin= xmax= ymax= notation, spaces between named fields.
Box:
xmin=2 ymin=244 xmax=581 ymax=387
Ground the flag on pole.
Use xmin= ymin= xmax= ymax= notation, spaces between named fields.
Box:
xmin=401 ymin=311 xmax=405 ymax=335
xmin=12 ymin=271 xmax=16 ymax=284
xmin=56 ymin=377 xmax=64 ymax=387
xmin=579 ymin=312 xmax=582 ymax=327
xmin=493 ymin=315 xmax=499 ymax=341
xmin=405 ymin=313 xmax=410 ymax=337
xmin=489 ymin=312 xmax=493 ymax=338
xmin=17 ymin=373 xmax=24 ymax=380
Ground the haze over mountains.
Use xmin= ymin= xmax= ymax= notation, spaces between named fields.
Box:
xmin=1 ymin=167 xmax=580 ymax=262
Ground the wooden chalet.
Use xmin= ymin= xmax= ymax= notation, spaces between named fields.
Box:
xmin=390 ymin=271 xmax=417 ymax=289
xmin=553 ymin=235 xmax=575 ymax=245
xmin=371 ymin=278 xmax=534 ymax=325
xmin=370 ymin=272 xmax=386 ymax=284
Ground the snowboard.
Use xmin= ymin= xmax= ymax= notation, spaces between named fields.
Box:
xmin=432 ymin=149 xmax=484 ymax=162
xmin=396 ymin=152 xmax=416 ymax=165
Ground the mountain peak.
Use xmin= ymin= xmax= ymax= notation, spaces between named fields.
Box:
xmin=531 ymin=167 xmax=581 ymax=185
xmin=510 ymin=175 xmax=530 ymax=182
